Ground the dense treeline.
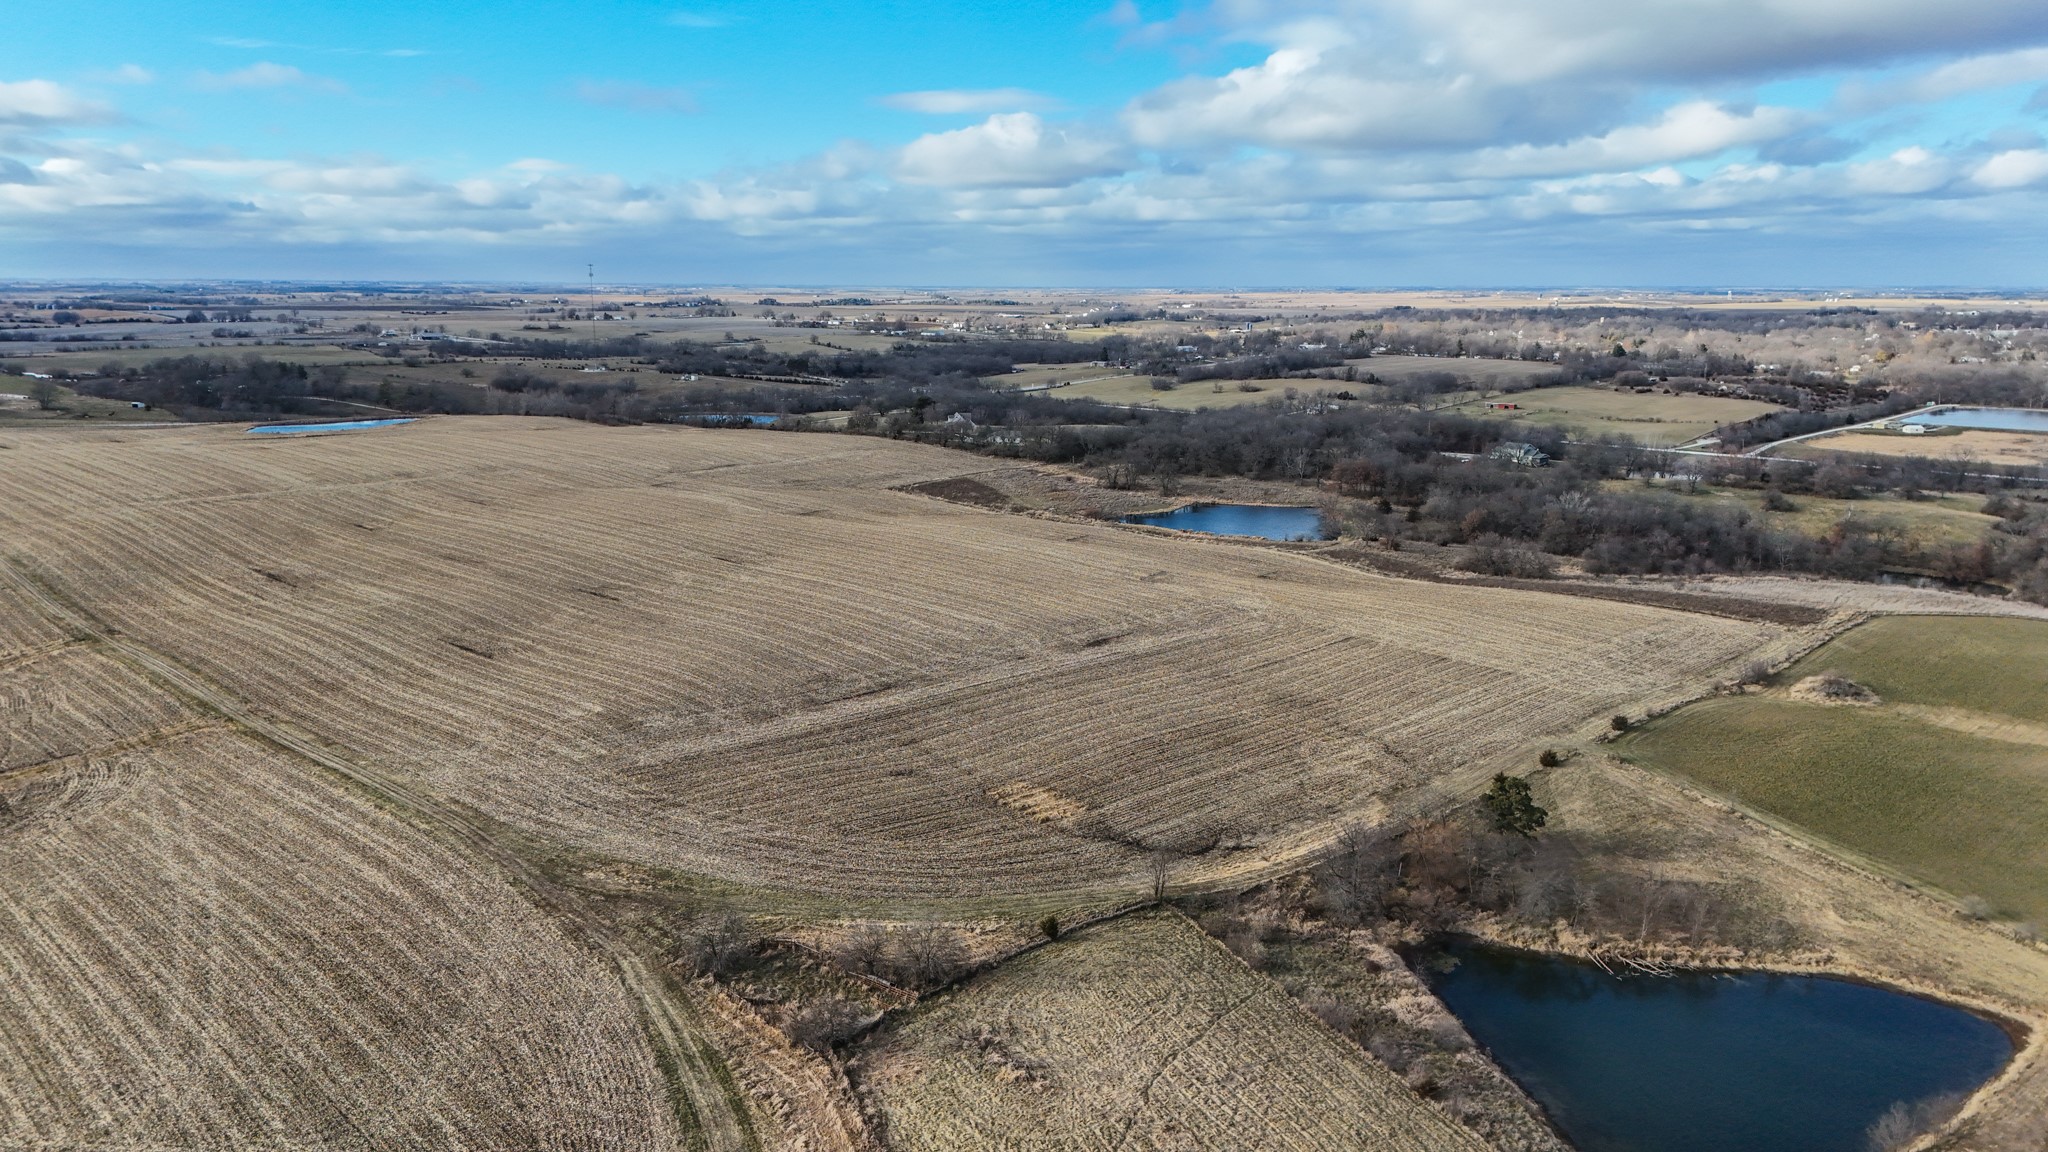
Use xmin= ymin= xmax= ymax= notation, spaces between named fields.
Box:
xmin=59 ymin=341 xmax=2048 ymax=602
xmin=74 ymin=356 xmax=321 ymax=415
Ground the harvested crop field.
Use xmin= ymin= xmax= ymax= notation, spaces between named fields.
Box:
xmin=850 ymin=910 xmax=1486 ymax=1151
xmin=0 ymin=418 xmax=1783 ymax=907
xmin=1616 ymin=616 xmax=2048 ymax=922
xmin=0 ymin=662 xmax=678 ymax=1148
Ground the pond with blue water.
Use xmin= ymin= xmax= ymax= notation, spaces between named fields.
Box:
xmin=1418 ymin=940 xmax=2013 ymax=1152
xmin=247 ymin=418 xmax=416 ymax=435
xmin=1121 ymin=503 xmax=1327 ymax=541
xmin=1903 ymin=407 xmax=2048 ymax=433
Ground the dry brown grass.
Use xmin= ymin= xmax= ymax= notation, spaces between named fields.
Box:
xmin=1804 ymin=427 xmax=2048 ymax=467
xmin=850 ymin=909 xmax=1487 ymax=1151
xmin=0 ymin=417 xmax=1780 ymax=908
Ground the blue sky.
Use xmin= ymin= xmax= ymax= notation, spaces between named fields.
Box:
xmin=5 ymin=0 xmax=2048 ymax=285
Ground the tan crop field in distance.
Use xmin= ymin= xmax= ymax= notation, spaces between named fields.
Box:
xmin=1043 ymin=374 xmax=1332 ymax=409
xmin=0 ymin=418 xmax=1777 ymax=908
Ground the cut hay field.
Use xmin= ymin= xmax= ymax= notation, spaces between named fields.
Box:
xmin=1616 ymin=616 xmax=2048 ymax=923
xmin=984 ymin=363 xmax=1130 ymax=391
xmin=1459 ymin=385 xmax=1785 ymax=444
xmin=850 ymin=910 xmax=1487 ymax=1152
xmin=1044 ymin=374 xmax=1330 ymax=409
xmin=0 ymin=418 xmax=1780 ymax=909
xmin=1798 ymin=427 xmax=2048 ymax=468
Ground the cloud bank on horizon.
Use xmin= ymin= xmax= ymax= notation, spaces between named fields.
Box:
xmin=3 ymin=0 xmax=2048 ymax=284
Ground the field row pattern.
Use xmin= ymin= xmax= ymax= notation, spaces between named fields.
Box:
xmin=0 ymin=420 xmax=1778 ymax=898
xmin=0 ymin=721 xmax=678 ymax=1150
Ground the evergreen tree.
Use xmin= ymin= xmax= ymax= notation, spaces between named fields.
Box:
xmin=1482 ymin=773 xmax=1548 ymax=838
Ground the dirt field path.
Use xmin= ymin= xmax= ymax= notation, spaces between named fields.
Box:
xmin=0 ymin=557 xmax=771 ymax=1152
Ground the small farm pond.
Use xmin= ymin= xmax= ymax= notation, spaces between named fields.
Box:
xmin=1905 ymin=407 xmax=2048 ymax=432
xmin=247 ymin=418 xmax=416 ymax=435
xmin=1122 ymin=503 xmax=1326 ymax=540
xmin=680 ymin=413 xmax=791 ymax=427
xmin=1417 ymin=941 xmax=2012 ymax=1152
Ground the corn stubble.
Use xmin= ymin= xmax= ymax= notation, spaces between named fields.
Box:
xmin=0 ymin=418 xmax=1785 ymax=1148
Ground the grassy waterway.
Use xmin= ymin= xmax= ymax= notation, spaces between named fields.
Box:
xmin=1418 ymin=940 xmax=2012 ymax=1152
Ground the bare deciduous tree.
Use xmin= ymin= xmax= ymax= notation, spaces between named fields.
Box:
xmin=1148 ymin=849 xmax=1179 ymax=904
xmin=678 ymin=912 xmax=756 ymax=977
xmin=893 ymin=924 xmax=968 ymax=991
xmin=833 ymin=925 xmax=890 ymax=977
xmin=1316 ymin=823 xmax=1396 ymax=925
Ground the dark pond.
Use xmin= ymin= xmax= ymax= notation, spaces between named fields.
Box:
xmin=1121 ymin=503 xmax=1326 ymax=540
xmin=1418 ymin=941 xmax=2013 ymax=1152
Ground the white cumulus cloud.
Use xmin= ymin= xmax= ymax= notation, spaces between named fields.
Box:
xmin=896 ymin=113 xmax=1128 ymax=188
xmin=1125 ymin=47 xmax=1550 ymax=150
xmin=0 ymin=80 xmax=116 ymax=126
xmin=1974 ymin=149 xmax=2048 ymax=189
xmin=1468 ymin=102 xmax=1807 ymax=178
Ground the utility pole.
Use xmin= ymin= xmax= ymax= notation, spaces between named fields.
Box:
xmin=588 ymin=263 xmax=598 ymax=347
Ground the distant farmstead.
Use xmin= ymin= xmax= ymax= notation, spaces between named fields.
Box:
xmin=1490 ymin=441 xmax=1550 ymax=467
